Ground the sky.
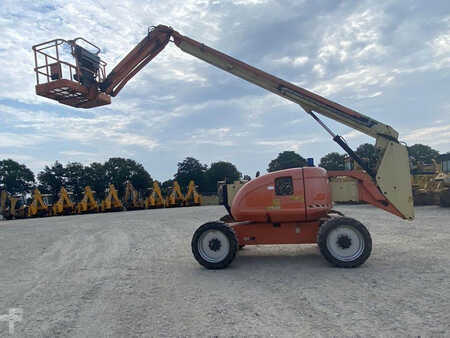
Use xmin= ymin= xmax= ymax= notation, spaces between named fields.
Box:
xmin=0 ymin=0 xmax=449 ymax=181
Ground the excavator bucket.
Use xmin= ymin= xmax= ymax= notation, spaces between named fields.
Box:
xmin=33 ymin=38 xmax=111 ymax=108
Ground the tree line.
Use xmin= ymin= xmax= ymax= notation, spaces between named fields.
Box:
xmin=0 ymin=157 xmax=245 ymax=200
xmin=318 ymin=143 xmax=441 ymax=171
xmin=0 ymin=143 xmax=441 ymax=199
xmin=0 ymin=158 xmax=153 ymax=201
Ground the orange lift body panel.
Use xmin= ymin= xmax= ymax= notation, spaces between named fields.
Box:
xmin=230 ymin=168 xmax=331 ymax=246
xmin=231 ymin=168 xmax=331 ymax=223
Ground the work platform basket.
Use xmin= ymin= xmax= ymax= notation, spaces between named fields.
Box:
xmin=32 ymin=38 xmax=111 ymax=108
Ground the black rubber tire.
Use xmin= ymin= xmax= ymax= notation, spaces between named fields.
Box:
xmin=191 ymin=222 xmax=238 ymax=269
xmin=318 ymin=217 xmax=372 ymax=268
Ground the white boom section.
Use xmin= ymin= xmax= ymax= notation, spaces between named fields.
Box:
xmin=172 ymin=32 xmax=398 ymax=140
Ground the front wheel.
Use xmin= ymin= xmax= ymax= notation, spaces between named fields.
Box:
xmin=192 ymin=222 xmax=238 ymax=269
xmin=318 ymin=217 xmax=372 ymax=268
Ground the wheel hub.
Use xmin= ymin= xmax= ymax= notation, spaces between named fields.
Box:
xmin=197 ymin=229 xmax=231 ymax=263
xmin=208 ymin=238 xmax=222 ymax=252
xmin=337 ymin=235 xmax=352 ymax=249
xmin=326 ymin=225 xmax=365 ymax=262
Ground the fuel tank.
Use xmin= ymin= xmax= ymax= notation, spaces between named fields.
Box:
xmin=231 ymin=167 xmax=332 ymax=222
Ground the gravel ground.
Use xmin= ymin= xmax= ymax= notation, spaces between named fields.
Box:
xmin=0 ymin=205 xmax=449 ymax=337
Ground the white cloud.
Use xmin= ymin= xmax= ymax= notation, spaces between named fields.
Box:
xmin=59 ymin=150 xmax=97 ymax=157
xmin=0 ymin=104 xmax=159 ymax=150
xmin=311 ymin=66 xmax=394 ymax=97
xmin=115 ymin=134 xmax=159 ymax=149
xmin=342 ymin=130 xmax=364 ymax=140
xmin=179 ymin=128 xmax=234 ymax=146
xmin=312 ymin=64 xmax=325 ymax=78
xmin=256 ymin=137 xmax=322 ymax=152
xmin=232 ymin=0 xmax=269 ymax=5
xmin=274 ymin=56 xmax=309 ymax=66
xmin=0 ymin=132 xmax=46 ymax=148
xmin=430 ymin=17 xmax=450 ymax=57
xmin=0 ymin=152 xmax=50 ymax=173
xmin=403 ymin=124 xmax=450 ymax=148
xmin=318 ymin=9 xmax=386 ymax=64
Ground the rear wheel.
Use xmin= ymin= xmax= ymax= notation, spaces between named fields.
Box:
xmin=318 ymin=217 xmax=372 ymax=268
xmin=192 ymin=222 xmax=238 ymax=269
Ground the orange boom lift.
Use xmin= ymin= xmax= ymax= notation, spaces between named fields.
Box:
xmin=33 ymin=25 xmax=414 ymax=268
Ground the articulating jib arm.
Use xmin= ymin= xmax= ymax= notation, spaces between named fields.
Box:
xmin=100 ymin=26 xmax=173 ymax=97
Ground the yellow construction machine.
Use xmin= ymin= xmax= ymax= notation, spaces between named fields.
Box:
xmin=165 ymin=181 xmax=184 ymax=207
xmin=9 ymin=195 xmax=28 ymax=219
xmin=52 ymin=187 xmax=75 ymax=215
xmin=410 ymin=159 xmax=446 ymax=206
xmin=123 ymin=181 xmax=144 ymax=210
xmin=184 ymin=180 xmax=202 ymax=206
xmin=1 ymin=190 xmax=7 ymax=218
xmin=433 ymin=173 xmax=450 ymax=207
xmin=1 ymin=191 xmax=28 ymax=220
xmin=28 ymin=188 xmax=50 ymax=217
xmin=431 ymin=154 xmax=450 ymax=207
xmin=76 ymin=186 xmax=99 ymax=214
xmin=144 ymin=181 xmax=165 ymax=208
xmin=437 ymin=153 xmax=450 ymax=207
xmin=100 ymin=184 xmax=123 ymax=212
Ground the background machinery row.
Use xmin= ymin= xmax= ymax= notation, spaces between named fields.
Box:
xmin=410 ymin=153 xmax=450 ymax=207
xmin=0 ymin=180 xmax=202 ymax=220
